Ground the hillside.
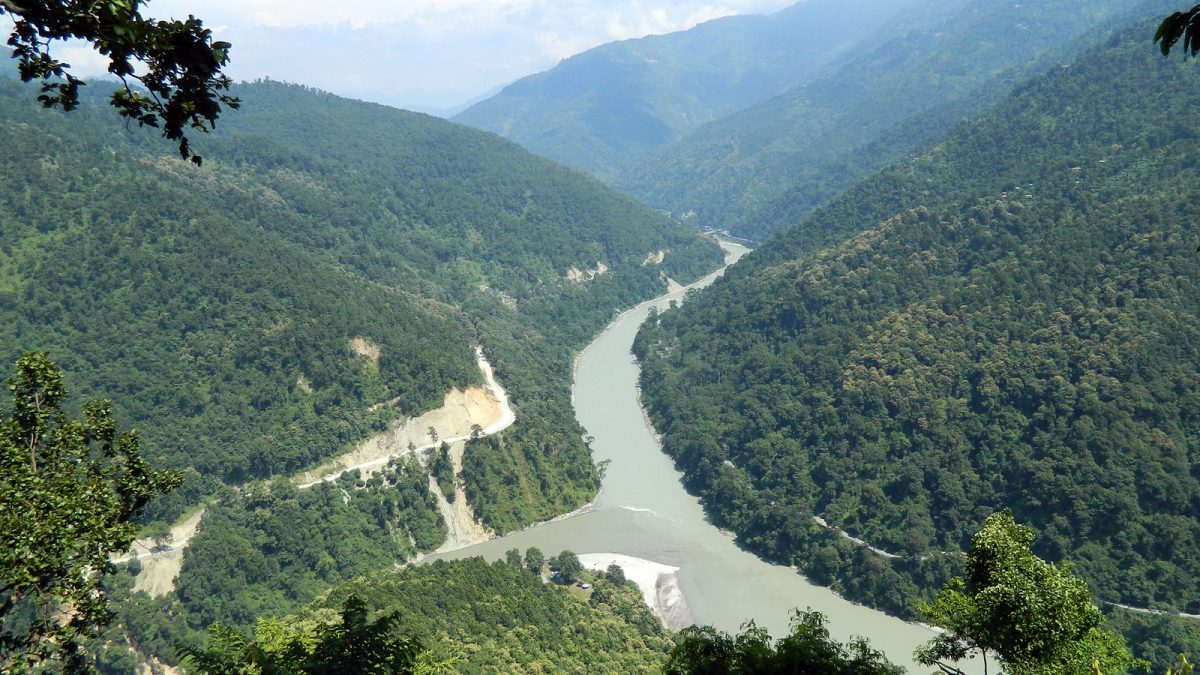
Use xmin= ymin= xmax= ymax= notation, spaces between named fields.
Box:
xmin=454 ymin=0 xmax=916 ymax=182
xmin=0 ymin=76 xmax=722 ymax=527
xmin=634 ymin=15 xmax=1200 ymax=668
xmin=92 ymin=555 xmax=674 ymax=672
xmin=619 ymin=0 xmax=1154 ymax=240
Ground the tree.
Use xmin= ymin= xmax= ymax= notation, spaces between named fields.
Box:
xmin=1 ymin=0 xmax=238 ymax=164
xmin=0 ymin=353 xmax=180 ymax=670
xmin=915 ymin=511 xmax=1139 ymax=675
xmin=606 ymin=563 xmax=626 ymax=586
xmin=505 ymin=548 xmax=522 ymax=568
xmin=178 ymin=594 xmax=454 ymax=674
xmin=552 ymin=550 xmax=583 ymax=584
xmin=664 ymin=610 xmax=902 ymax=675
xmin=144 ymin=521 xmax=172 ymax=551
xmin=524 ymin=547 xmax=544 ymax=576
xmin=1157 ymin=6 xmax=1200 ymax=57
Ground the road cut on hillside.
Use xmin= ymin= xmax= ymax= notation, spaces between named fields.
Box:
xmin=297 ymin=347 xmax=514 ymax=487
xmin=117 ymin=347 xmax=513 ymax=596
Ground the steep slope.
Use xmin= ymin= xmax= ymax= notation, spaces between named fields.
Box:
xmin=620 ymin=0 xmax=1153 ymax=239
xmin=634 ymin=15 xmax=1200 ymax=667
xmin=454 ymin=0 xmax=918 ymax=182
xmin=0 ymin=77 xmax=722 ymax=532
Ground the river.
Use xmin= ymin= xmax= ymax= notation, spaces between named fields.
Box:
xmin=428 ymin=244 xmax=977 ymax=674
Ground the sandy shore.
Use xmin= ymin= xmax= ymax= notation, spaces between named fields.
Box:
xmin=578 ymin=552 xmax=694 ymax=629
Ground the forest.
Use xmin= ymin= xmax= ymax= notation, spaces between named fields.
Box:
xmin=8 ymin=0 xmax=1200 ymax=672
xmin=0 ymin=74 xmax=722 ymax=534
xmin=0 ymin=71 xmax=723 ymax=667
xmin=635 ymin=16 xmax=1200 ymax=669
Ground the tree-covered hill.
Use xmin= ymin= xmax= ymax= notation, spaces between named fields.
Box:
xmin=453 ymin=0 xmax=917 ymax=182
xmin=190 ymin=556 xmax=674 ymax=673
xmin=314 ymin=557 xmax=674 ymax=673
xmin=619 ymin=0 xmax=1160 ymax=240
xmin=0 ymin=75 xmax=722 ymax=529
xmin=634 ymin=15 xmax=1200 ymax=668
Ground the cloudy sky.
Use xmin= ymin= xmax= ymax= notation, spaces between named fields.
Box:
xmin=121 ymin=0 xmax=794 ymax=113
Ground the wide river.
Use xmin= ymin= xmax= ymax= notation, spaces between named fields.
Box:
xmin=430 ymin=244 xmax=977 ymax=673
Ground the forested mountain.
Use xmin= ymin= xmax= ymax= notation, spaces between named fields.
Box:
xmin=0 ymin=76 xmax=720 ymax=526
xmin=2 ymin=72 xmax=725 ymax=668
xmin=619 ymin=0 xmax=1158 ymax=240
xmin=454 ymin=0 xmax=916 ymax=182
xmin=634 ymin=15 xmax=1200 ymax=668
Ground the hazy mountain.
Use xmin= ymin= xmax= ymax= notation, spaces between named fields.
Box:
xmin=633 ymin=9 xmax=1200 ymax=668
xmin=454 ymin=0 xmax=920 ymax=182
xmin=620 ymin=0 xmax=1154 ymax=240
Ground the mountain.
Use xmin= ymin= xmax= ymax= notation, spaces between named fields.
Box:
xmin=633 ymin=12 xmax=1200 ymax=668
xmin=0 ymin=76 xmax=722 ymax=531
xmin=453 ymin=0 xmax=918 ymax=182
xmin=619 ymin=0 xmax=1154 ymax=240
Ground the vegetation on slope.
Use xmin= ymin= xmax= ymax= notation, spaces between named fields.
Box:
xmin=620 ymin=0 xmax=1161 ymax=239
xmin=0 ymin=75 xmax=721 ymax=530
xmin=268 ymin=556 xmax=673 ymax=673
xmin=634 ymin=17 xmax=1200 ymax=669
xmin=2 ymin=73 xmax=722 ymax=666
xmin=0 ymin=78 xmax=479 ymax=512
xmin=454 ymin=0 xmax=916 ymax=182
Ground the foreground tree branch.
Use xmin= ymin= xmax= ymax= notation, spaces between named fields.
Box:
xmin=0 ymin=353 xmax=180 ymax=670
xmin=2 ymin=0 xmax=238 ymax=164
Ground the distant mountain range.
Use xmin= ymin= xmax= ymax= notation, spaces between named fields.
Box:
xmin=619 ymin=0 xmax=1159 ymax=239
xmin=459 ymin=0 xmax=1159 ymax=241
xmin=454 ymin=0 xmax=920 ymax=182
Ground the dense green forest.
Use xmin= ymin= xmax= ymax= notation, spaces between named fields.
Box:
xmin=0 ymin=76 xmax=721 ymax=530
xmin=454 ymin=0 xmax=916 ymax=182
xmin=82 ymin=555 xmax=674 ymax=672
xmin=1 ymin=72 xmax=721 ymax=668
xmin=634 ymin=17 xmax=1200 ymax=669
xmin=102 ymin=461 xmax=450 ymax=667
xmin=619 ymin=0 xmax=1168 ymax=240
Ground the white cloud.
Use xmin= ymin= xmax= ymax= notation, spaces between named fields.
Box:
xmin=29 ymin=0 xmax=797 ymax=109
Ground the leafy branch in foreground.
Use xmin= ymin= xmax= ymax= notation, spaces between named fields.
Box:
xmin=916 ymin=511 xmax=1140 ymax=675
xmin=1156 ymin=5 xmax=1200 ymax=57
xmin=1 ymin=0 xmax=238 ymax=163
xmin=0 ymin=352 xmax=180 ymax=671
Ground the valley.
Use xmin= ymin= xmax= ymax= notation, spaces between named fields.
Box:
xmin=5 ymin=0 xmax=1200 ymax=672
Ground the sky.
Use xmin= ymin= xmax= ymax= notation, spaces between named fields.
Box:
xmin=110 ymin=0 xmax=797 ymax=114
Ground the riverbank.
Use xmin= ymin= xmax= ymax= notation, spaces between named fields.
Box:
xmin=578 ymin=553 xmax=694 ymax=629
xmin=426 ymin=238 xmax=979 ymax=673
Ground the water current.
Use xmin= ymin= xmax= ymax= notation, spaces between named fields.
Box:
xmin=428 ymin=244 xmax=981 ymax=673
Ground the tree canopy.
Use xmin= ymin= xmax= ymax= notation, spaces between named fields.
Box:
xmin=178 ymin=594 xmax=452 ymax=674
xmin=1 ymin=0 xmax=237 ymax=163
xmin=916 ymin=511 xmax=1137 ymax=675
xmin=0 ymin=353 xmax=179 ymax=670
xmin=1156 ymin=6 xmax=1200 ymax=57
xmin=664 ymin=610 xmax=903 ymax=675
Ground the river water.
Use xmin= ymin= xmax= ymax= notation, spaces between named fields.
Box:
xmin=429 ymin=244 xmax=976 ymax=673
